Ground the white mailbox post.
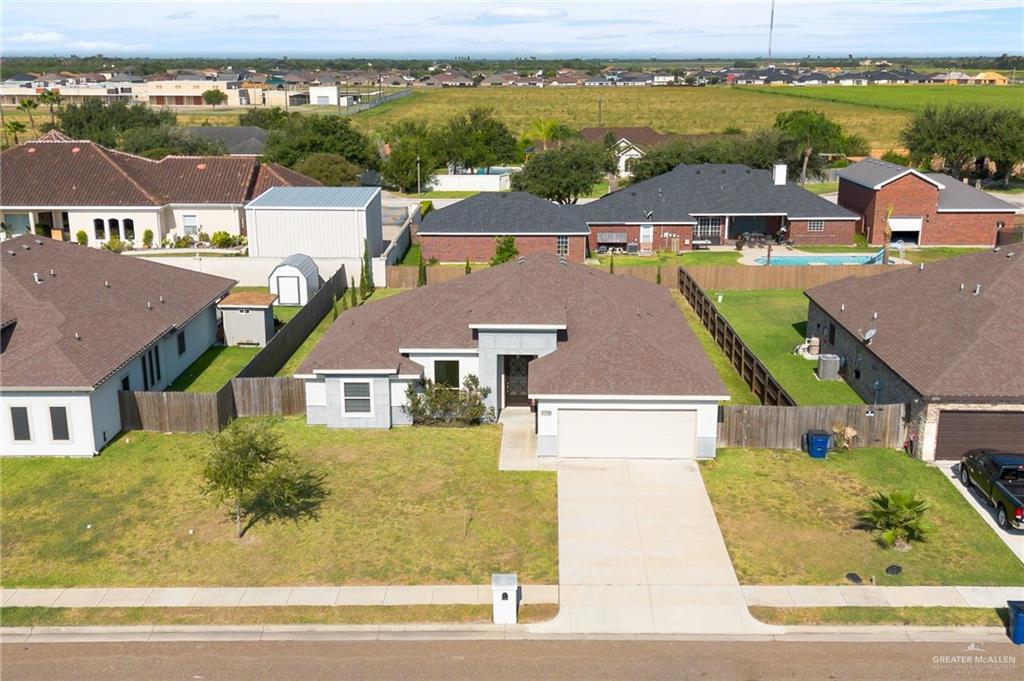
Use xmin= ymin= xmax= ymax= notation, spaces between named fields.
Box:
xmin=491 ymin=573 xmax=519 ymax=624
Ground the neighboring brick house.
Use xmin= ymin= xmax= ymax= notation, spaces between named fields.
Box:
xmin=417 ymin=192 xmax=589 ymax=263
xmin=837 ymin=158 xmax=1015 ymax=246
xmin=804 ymin=246 xmax=1024 ymax=462
xmin=577 ymin=163 xmax=859 ymax=252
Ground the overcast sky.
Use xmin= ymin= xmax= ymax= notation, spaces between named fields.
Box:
xmin=2 ymin=1 xmax=1022 ymax=58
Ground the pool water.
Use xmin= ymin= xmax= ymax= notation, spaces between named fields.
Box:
xmin=755 ymin=251 xmax=886 ymax=267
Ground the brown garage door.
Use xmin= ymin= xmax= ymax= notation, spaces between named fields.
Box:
xmin=934 ymin=411 xmax=1024 ymax=460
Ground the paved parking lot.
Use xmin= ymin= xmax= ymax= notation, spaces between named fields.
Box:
xmin=935 ymin=461 xmax=1024 ymax=563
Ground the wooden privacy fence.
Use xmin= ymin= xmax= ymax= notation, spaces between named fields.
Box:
xmin=118 ymin=382 xmax=235 ymax=434
xmin=232 ymin=377 xmax=306 ymax=417
xmin=236 ymin=265 xmax=348 ymax=378
xmin=386 ymin=265 xmax=469 ymax=288
xmin=685 ymin=263 xmax=909 ymax=291
xmin=679 ymin=267 xmax=796 ymax=407
xmin=718 ymin=404 xmax=905 ymax=449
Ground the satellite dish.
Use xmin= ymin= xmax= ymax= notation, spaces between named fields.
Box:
xmin=863 ymin=328 xmax=877 ymax=343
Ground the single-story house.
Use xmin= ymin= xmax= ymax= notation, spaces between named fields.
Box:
xmin=417 ymin=192 xmax=590 ymax=263
xmin=296 ymin=254 xmax=728 ymax=459
xmin=805 ymin=246 xmax=1024 ymax=462
xmin=0 ymin=131 xmax=319 ymax=248
xmin=0 ymin=235 xmax=235 ymax=456
xmin=244 ymin=187 xmax=383 ymax=260
xmin=579 ymin=126 xmax=674 ymax=176
xmin=180 ymin=126 xmax=268 ymax=156
xmin=577 ymin=163 xmax=860 ymax=252
xmin=837 ymin=158 xmax=1016 ymax=246
xmin=269 ymin=253 xmax=320 ymax=306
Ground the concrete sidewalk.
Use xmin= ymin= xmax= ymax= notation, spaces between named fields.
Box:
xmin=0 ymin=585 xmax=560 ymax=609
xmin=498 ymin=407 xmax=555 ymax=471
xmin=744 ymin=585 xmax=1024 ymax=608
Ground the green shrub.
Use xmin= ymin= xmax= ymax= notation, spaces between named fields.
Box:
xmin=142 ymin=228 xmax=154 ymax=248
xmin=210 ymin=230 xmax=236 ymax=249
xmin=858 ymin=490 xmax=930 ymax=550
xmin=853 ymin=232 xmax=868 ymax=248
xmin=174 ymin=234 xmax=195 ymax=249
xmin=403 ymin=375 xmax=494 ymax=426
xmin=419 ymin=200 xmax=434 ymax=218
xmin=102 ymin=236 xmax=127 ymax=253
xmin=33 ymin=223 xmax=48 ymax=236
xmin=881 ymin=149 xmax=911 ymax=166
xmin=197 ymin=231 xmax=210 ymax=244
xmin=75 ymin=230 xmax=88 ymax=246
xmin=489 ymin=235 xmax=518 ymax=266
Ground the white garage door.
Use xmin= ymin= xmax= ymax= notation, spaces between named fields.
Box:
xmin=276 ymin=276 xmax=301 ymax=305
xmin=888 ymin=217 xmax=922 ymax=232
xmin=557 ymin=409 xmax=697 ymax=459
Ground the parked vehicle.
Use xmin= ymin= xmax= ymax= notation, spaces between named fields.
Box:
xmin=959 ymin=450 xmax=1024 ymax=530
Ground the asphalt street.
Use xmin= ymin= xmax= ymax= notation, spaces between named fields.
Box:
xmin=2 ymin=640 xmax=1020 ymax=681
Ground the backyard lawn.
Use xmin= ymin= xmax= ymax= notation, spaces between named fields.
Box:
xmin=702 ymin=448 xmax=1024 ymax=586
xmin=712 ymin=290 xmax=864 ymax=405
xmin=167 ymin=346 xmax=259 ymax=392
xmin=671 ymin=291 xmax=758 ymax=406
xmin=593 ymin=250 xmax=742 ymax=268
xmin=276 ymin=287 xmax=409 ymax=377
xmin=0 ymin=416 xmax=557 ymax=588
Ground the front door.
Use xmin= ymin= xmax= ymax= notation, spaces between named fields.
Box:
xmin=504 ymin=355 xmax=531 ymax=407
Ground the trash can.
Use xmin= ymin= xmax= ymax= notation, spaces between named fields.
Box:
xmin=803 ymin=430 xmax=831 ymax=459
xmin=1009 ymin=601 xmax=1024 ymax=645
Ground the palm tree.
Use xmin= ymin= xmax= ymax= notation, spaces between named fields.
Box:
xmin=525 ymin=118 xmax=573 ymax=151
xmin=38 ymin=90 xmax=63 ymax=126
xmin=17 ymin=98 xmax=39 ymax=135
xmin=774 ymin=110 xmax=841 ymax=185
xmin=4 ymin=120 xmax=28 ymax=145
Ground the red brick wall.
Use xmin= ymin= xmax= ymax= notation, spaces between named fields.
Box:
xmin=930 ymin=212 xmax=1012 ymax=246
xmin=787 ymin=220 xmax=858 ymax=245
xmin=419 ymin=234 xmax=587 ymax=263
xmin=837 ymin=179 xmax=873 ymax=237
xmin=588 ymin=224 xmax=695 ymax=252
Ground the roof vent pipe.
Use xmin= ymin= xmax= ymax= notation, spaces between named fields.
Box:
xmin=973 ymin=284 xmax=981 ymax=296
xmin=773 ymin=163 xmax=787 ymax=186
xmin=49 ymin=269 xmax=55 ymax=277
xmin=147 ymin=301 xmax=153 ymax=309
xmin=74 ymin=332 xmax=81 ymax=341
xmin=918 ymin=263 xmax=924 ymax=271
xmin=159 ymin=295 xmax=165 ymax=303
xmin=872 ymin=312 xmax=878 ymax=320
xmin=840 ymin=303 xmax=845 ymax=312
xmin=960 ymin=283 xmax=965 ymax=291
xmin=33 ymin=272 xmax=42 ymax=284
xmin=104 ymin=280 xmax=110 ymax=288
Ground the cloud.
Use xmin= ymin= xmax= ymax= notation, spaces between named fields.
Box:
xmin=482 ymin=6 xmax=567 ymax=21
xmin=578 ymin=33 xmax=626 ymax=40
xmin=7 ymin=31 xmax=64 ymax=44
xmin=164 ymin=10 xmax=194 ymax=20
xmin=66 ymin=40 xmax=120 ymax=51
xmin=244 ymin=13 xmax=279 ymax=21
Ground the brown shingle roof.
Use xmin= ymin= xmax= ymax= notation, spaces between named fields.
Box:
xmin=219 ymin=291 xmax=277 ymax=307
xmin=805 ymin=247 xmax=1024 ymax=402
xmin=0 ymin=235 xmax=235 ymax=389
xmin=0 ymin=139 xmax=319 ymax=207
xmin=299 ymin=255 xmax=727 ymax=398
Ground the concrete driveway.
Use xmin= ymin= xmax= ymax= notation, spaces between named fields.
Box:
xmin=530 ymin=459 xmax=774 ymax=635
xmin=935 ymin=462 xmax=1024 ymax=564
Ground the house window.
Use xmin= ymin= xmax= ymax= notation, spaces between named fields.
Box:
xmin=152 ymin=347 xmax=161 ymax=382
xmin=828 ymin=322 xmax=836 ymax=345
xmin=435 ymin=360 xmax=460 ymax=388
xmin=49 ymin=406 xmax=69 ymax=441
xmin=695 ymin=217 xmax=723 ymax=239
xmin=142 ymin=356 xmax=149 ymax=391
xmin=123 ymin=218 xmax=135 ymax=241
xmin=94 ymin=218 xmax=105 ymax=240
xmin=343 ymin=382 xmax=372 ymax=415
xmin=556 ymin=236 xmax=569 ymax=257
xmin=183 ymin=215 xmax=198 ymax=235
xmin=239 ymin=308 xmax=251 ymax=314
xmin=10 ymin=407 xmax=30 ymax=441
xmin=176 ymin=331 xmax=186 ymax=356
xmin=121 ymin=375 xmax=131 ymax=391
xmin=808 ymin=220 xmax=825 ymax=232
xmin=108 ymin=218 xmax=120 ymax=240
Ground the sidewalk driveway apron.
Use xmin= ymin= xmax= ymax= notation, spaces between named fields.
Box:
xmin=531 ymin=459 xmax=774 ymax=634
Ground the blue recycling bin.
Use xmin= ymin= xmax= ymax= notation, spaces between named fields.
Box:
xmin=804 ymin=430 xmax=831 ymax=459
xmin=1009 ymin=601 xmax=1024 ymax=644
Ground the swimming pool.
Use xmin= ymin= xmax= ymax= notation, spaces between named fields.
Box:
xmin=754 ymin=251 xmax=886 ymax=267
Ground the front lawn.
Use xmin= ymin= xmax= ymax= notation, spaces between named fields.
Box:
xmin=712 ymin=290 xmax=863 ymax=405
xmin=750 ymin=606 xmax=1006 ymax=628
xmin=672 ymin=291 xmax=758 ymax=406
xmin=168 ymin=346 xmax=260 ymax=392
xmin=593 ymin=251 xmax=742 ymax=268
xmin=702 ymin=448 xmax=1024 ymax=586
xmin=901 ymin=247 xmax=987 ymax=265
xmin=800 ymin=181 xmax=839 ymax=195
xmin=0 ymin=416 xmax=557 ymax=587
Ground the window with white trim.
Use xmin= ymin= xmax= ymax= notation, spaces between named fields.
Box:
xmin=695 ymin=217 xmax=723 ymax=239
xmin=556 ymin=235 xmax=569 ymax=257
xmin=343 ymin=382 xmax=372 ymax=415
xmin=50 ymin=406 xmax=69 ymax=441
xmin=10 ymin=407 xmax=30 ymax=441
xmin=808 ymin=220 xmax=825 ymax=232
xmin=182 ymin=215 xmax=198 ymax=235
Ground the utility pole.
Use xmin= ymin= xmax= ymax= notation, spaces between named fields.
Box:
xmin=597 ymin=96 xmax=603 ymax=126
xmin=416 ymin=155 xmax=422 ymax=197
xmin=768 ymin=0 xmax=776 ymax=62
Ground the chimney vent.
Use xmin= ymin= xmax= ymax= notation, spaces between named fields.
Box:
xmin=773 ymin=163 xmax=787 ymax=186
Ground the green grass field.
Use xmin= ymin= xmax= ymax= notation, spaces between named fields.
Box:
xmin=702 ymin=448 xmax=1024 ymax=586
xmin=750 ymin=606 xmax=1006 ymax=627
xmin=712 ymin=290 xmax=864 ymax=405
xmin=672 ymin=291 xmax=758 ymax=406
xmin=168 ymin=346 xmax=259 ymax=392
xmin=350 ymin=87 xmax=913 ymax=148
xmin=746 ymin=84 xmax=1024 ymax=114
xmin=0 ymin=416 xmax=557 ymax=588
xmin=594 ymin=251 xmax=742 ymax=268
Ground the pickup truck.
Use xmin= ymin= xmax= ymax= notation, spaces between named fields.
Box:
xmin=959 ymin=450 xmax=1024 ymax=530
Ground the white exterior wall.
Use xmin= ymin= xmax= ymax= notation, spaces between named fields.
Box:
xmin=0 ymin=391 xmax=94 ymax=456
xmin=246 ymin=207 xmax=377 ymax=259
xmin=533 ymin=397 xmax=721 ymax=459
xmin=309 ymin=85 xmax=339 ymax=105
xmin=166 ymin=206 xmax=244 ymax=240
xmin=429 ymin=174 xmax=513 ymax=192
xmin=405 ymin=351 xmax=479 ymax=385
xmin=65 ymin=209 xmax=165 ymax=247
xmin=269 ymin=263 xmax=317 ymax=305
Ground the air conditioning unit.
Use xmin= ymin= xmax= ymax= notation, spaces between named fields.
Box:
xmin=817 ymin=354 xmax=841 ymax=381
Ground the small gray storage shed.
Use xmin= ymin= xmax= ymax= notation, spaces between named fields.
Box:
xmin=269 ymin=254 xmax=320 ymax=306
